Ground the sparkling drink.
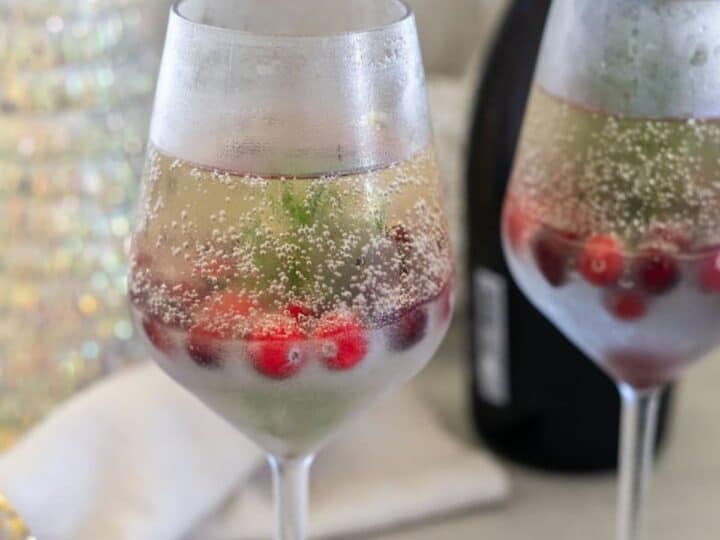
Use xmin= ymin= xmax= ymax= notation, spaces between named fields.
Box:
xmin=504 ymin=86 xmax=720 ymax=389
xmin=466 ymin=0 xmax=672 ymax=473
xmin=506 ymin=3 xmax=720 ymax=538
xmin=129 ymin=147 xmax=454 ymax=456
xmin=133 ymin=3 xmax=452 ymax=536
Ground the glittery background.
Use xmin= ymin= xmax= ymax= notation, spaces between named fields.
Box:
xmin=0 ymin=0 xmax=168 ymax=448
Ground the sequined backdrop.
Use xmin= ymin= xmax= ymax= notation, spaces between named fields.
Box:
xmin=0 ymin=0 xmax=169 ymax=447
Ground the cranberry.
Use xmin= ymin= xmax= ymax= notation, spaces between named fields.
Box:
xmin=287 ymin=302 xmax=315 ymax=320
xmin=248 ymin=316 xmax=306 ymax=379
xmin=503 ymin=199 xmax=537 ymax=252
xmin=185 ymin=292 xmax=254 ymax=369
xmin=636 ymin=249 xmax=680 ymax=295
xmin=604 ymin=289 xmax=648 ymax=321
xmin=530 ymin=229 xmax=573 ymax=287
xmin=314 ymin=312 xmax=368 ymax=370
xmin=141 ymin=316 xmax=174 ymax=355
xmin=187 ymin=329 xmax=224 ymax=369
xmin=578 ymin=234 xmax=625 ymax=287
xmin=388 ymin=223 xmax=412 ymax=246
xmin=387 ymin=305 xmax=428 ymax=352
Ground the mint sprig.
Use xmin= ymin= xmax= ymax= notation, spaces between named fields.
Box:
xmin=281 ymin=181 xmax=329 ymax=226
xmin=235 ymin=176 xmax=388 ymax=306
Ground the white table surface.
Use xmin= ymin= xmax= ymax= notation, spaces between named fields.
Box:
xmin=371 ymin=322 xmax=720 ymax=540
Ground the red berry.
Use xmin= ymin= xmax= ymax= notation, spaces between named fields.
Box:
xmin=530 ymin=229 xmax=573 ymax=287
xmin=578 ymin=234 xmax=625 ymax=286
xmin=636 ymin=249 xmax=679 ymax=294
xmin=141 ymin=316 xmax=175 ymax=355
xmin=186 ymin=292 xmax=254 ymax=369
xmin=287 ymin=302 xmax=315 ymax=320
xmin=604 ymin=289 xmax=648 ymax=321
xmin=387 ymin=305 xmax=428 ymax=351
xmin=388 ymin=223 xmax=412 ymax=246
xmin=314 ymin=312 xmax=368 ymax=370
xmin=253 ymin=341 xmax=305 ymax=379
xmin=503 ymin=199 xmax=536 ymax=251
xmin=248 ymin=316 xmax=306 ymax=379
xmin=698 ymin=248 xmax=720 ymax=292
xmin=187 ymin=329 xmax=224 ymax=369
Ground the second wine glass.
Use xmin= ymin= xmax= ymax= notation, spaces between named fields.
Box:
xmin=504 ymin=2 xmax=720 ymax=539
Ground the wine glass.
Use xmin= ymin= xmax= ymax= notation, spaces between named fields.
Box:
xmin=127 ymin=1 xmax=454 ymax=538
xmin=503 ymin=2 xmax=720 ymax=539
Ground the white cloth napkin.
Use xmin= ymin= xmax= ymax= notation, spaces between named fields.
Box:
xmin=0 ymin=363 xmax=508 ymax=540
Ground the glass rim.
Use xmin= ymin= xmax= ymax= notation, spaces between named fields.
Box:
xmin=171 ymin=0 xmax=414 ymax=40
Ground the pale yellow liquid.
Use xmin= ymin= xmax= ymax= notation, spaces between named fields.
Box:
xmin=511 ymin=86 xmax=720 ymax=248
xmin=129 ymin=147 xmax=453 ymax=455
xmin=130 ymin=146 xmax=452 ymax=333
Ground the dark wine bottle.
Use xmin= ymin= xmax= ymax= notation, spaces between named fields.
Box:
xmin=466 ymin=0 xmax=673 ymax=472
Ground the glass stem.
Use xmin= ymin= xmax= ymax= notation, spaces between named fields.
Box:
xmin=616 ymin=384 xmax=662 ymax=540
xmin=268 ymin=454 xmax=314 ymax=540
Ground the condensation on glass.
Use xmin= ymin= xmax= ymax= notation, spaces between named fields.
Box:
xmin=152 ymin=0 xmax=431 ymax=176
xmin=537 ymin=0 xmax=720 ymax=117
